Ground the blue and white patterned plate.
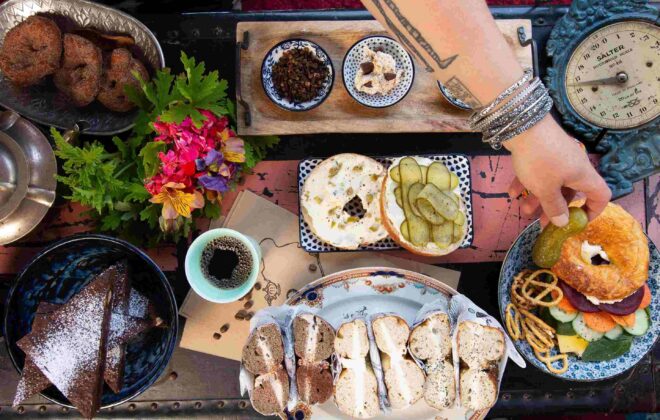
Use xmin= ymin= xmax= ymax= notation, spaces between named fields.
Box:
xmin=342 ymin=36 xmax=414 ymax=108
xmin=261 ymin=39 xmax=334 ymax=112
xmin=498 ymin=221 xmax=660 ymax=381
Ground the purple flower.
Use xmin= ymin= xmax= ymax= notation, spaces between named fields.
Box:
xmin=204 ymin=149 xmax=224 ymax=172
xmin=199 ymin=174 xmax=229 ymax=192
xmin=195 ymin=158 xmax=206 ymax=171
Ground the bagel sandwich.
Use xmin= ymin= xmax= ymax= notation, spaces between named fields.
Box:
xmin=552 ymin=202 xmax=650 ymax=304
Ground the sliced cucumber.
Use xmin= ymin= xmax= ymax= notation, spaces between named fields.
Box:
xmin=572 ymin=313 xmax=604 ymax=342
xmin=623 ymin=308 xmax=649 ymax=336
xmin=604 ymin=324 xmax=623 ymax=340
xmin=549 ymin=305 xmax=578 ymax=323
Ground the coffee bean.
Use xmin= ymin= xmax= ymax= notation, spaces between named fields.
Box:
xmin=235 ymin=311 xmax=246 ymax=320
xmin=220 ymin=324 xmax=230 ymax=333
xmin=213 ymin=333 xmax=221 ymax=340
xmin=254 ymin=282 xmax=262 ymax=291
xmin=244 ymin=300 xmax=254 ymax=310
xmin=245 ymin=312 xmax=253 ymax=321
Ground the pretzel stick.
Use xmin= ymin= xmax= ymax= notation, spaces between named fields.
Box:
xmin=505 ymin=303 xmax=523 ymax=340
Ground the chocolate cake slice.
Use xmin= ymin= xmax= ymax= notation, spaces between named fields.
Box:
xmin=13 ymin=302 xmax=60 ymax=406
xmin=17 ymin=273 xmax=114 ymax=419
xmin=102 ymin=261 xmax=131 ymax=393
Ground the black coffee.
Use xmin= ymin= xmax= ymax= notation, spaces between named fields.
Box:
xmin=201 ymin=237 xmax=253 ymax=289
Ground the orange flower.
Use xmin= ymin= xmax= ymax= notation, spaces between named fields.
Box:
xmin=150 ymin=182 xmax=203 ymax=219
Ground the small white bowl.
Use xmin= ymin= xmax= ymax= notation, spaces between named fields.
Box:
xmin=342 ymin=36 xmax=414 ymax=108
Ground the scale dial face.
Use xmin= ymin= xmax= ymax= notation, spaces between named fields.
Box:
xmin=564 ymin=20 xmax=659 ymax=130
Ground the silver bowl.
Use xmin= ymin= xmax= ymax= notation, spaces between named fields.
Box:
xmin=0 ymin=0 xmax=165 ymax=136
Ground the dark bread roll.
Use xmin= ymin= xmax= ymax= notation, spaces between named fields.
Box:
xmin=293 ymin=313 xmax=335 ymax=363
xmin=251 ymin=365 xmax=289 ymax=416
xmin=296 ymin=360 xmax=333 ymax=405
xmin=241 ymin=323 xmax=284 ymax=375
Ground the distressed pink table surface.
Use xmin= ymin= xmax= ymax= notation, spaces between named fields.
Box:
xmin=0 ymin=156 xmax=656 ymax=273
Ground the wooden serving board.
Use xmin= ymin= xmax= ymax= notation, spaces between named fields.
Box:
xmin=236 ymin=20 xmax=533 ymax=135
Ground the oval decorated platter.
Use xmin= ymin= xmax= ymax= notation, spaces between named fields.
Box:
xmin=286 ymin=266 xmax=487 ymax=420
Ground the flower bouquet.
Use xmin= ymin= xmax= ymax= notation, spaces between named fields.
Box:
xmin=53 ymin=52 xmax=278 ymax=244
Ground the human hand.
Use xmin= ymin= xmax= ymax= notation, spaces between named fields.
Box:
xmin=504 ymin=117 xmax=612 ymax=227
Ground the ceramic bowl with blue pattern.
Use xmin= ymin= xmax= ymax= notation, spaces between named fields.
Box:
xmin=3 ymin=234 xmax=178 ymax=409
xmin=342 ymin=36 xmax=414 ymax=108
xmin=499 ymin=221 xmax=659 ymax=381
xmin=261 ymin=39 xmax=334 ymax=112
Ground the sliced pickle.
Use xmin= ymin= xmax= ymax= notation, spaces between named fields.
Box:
xmin=394 ymin=187 xmax=403 ymax=208
xmin=390 ymin=165 xmax=400 ymax=183
xmin=532 ymin=207 xmax=589 ymax=268
xmin=454 ymin=211 xmax=466 ymax=226
xmin=408 ymin=183 xmax=425 ymax=218
xmin=400 ymin=221 xmax=410 ymax=241
xmin=427 ymin=162 xmax=451 ymax=190
xmin=432 ymin=221 xmax=453 ymax=247
xmin=452 ymin=222 xmax=464 ymax=244
xmin=400 ymin=158 xmax=428 ymax=246
xmin=416 ymin=184 xmax=459 ymax=221
xmin=420 ymin=165 xmax=428 ymax=183
xmin=417 ymin=199 xmax=445 ymax=225
xmin=450 ymin=173 xmax=459 ymax=190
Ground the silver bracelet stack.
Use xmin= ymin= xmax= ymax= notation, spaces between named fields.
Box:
xmin=469 ymin=69 xmax=554 ymax=150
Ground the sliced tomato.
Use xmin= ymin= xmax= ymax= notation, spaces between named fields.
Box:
xmin=583 ymin=311 xmax=618 ymax=333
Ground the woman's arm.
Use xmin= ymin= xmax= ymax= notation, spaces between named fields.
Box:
xmin=361 ymin=0 xmax=611 ymax=226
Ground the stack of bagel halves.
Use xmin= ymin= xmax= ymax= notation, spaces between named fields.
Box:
xmin=240 ymin=305 xmax=507 ymax=418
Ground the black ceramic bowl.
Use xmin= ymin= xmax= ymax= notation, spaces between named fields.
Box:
xmin=3 ymin=234 xmax=178 ymax=410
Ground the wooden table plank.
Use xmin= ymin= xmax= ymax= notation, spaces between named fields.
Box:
xmin=237 ymin=19 xmax=532 ymax=135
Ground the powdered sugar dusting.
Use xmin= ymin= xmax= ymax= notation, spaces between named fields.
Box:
xmin=128 ymin=289 xmax=149 ymax=319
xmin=27 ymin=283 xmax=110 ymax=397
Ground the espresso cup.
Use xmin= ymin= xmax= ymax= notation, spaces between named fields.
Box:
xmin=185 ymin=228 xmax=261 ymax=303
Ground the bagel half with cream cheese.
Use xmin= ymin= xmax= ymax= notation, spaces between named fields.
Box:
xmin=301 ymin=153 xmax=388 ymax=250
xmin=380 ymin=156 xmax=468 ymax=257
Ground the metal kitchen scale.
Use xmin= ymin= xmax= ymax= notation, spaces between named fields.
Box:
xmin=546 ymin=0 xmax=658 ymax=198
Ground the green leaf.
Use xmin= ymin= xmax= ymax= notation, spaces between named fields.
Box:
xmin=112 ymin=136 xmax=130 ymax=160
xmin=139 ymin=141 xmax=167 ymax=178
xmin=202 ymin=201 xmax=221 ymax=219
xmin=125 ymin=183 xmax=152 ymax=202
xmin=556 ymin=322 xmax=576 ymax=336
xmin=140 ymin=204 xmax=161 ymax=229
xmin=100 ymin=212 xmax=123 ymax=231
xmin=581 ymin=335 xmax=633 ymax=362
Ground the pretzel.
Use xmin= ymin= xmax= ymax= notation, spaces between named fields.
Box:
xmin=505 ymin=303 xmax=523 ymax=340
xmin=520 ymin=270 xmax=563 ymax=307
xmin=511 ymin=270 xmax=537 ymax=310
xmin=533 ymin=348 xmax=569 ymax=375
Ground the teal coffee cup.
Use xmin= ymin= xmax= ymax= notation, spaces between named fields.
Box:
xmin=184 ymin=228 xmax=261 ymax=303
